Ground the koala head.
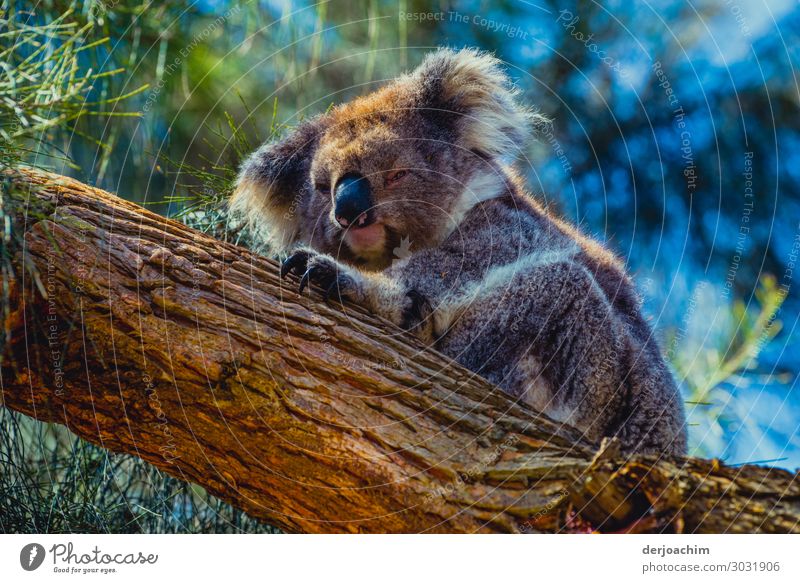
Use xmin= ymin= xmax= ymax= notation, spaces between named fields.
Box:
xmin=233 ymin=48 xmax=542 ymax=270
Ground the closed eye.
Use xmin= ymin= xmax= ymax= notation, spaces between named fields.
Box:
xmin=384 ymin=169 xmax=408 ymax=188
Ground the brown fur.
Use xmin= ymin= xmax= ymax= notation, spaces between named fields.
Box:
xmin=233 ymin=48 xmax=687 ymax=455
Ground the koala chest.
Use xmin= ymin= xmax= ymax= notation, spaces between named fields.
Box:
xmin=428 ymin=250 xmax=579 ymax=411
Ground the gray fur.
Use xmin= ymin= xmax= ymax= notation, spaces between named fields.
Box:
xmin=234 ymin=48 xmax=687 ymax=455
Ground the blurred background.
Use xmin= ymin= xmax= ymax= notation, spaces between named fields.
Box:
xmin=2 ymin=0 xmax=799 ymax=532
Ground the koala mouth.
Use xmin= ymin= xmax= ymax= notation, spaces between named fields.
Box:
xmin=343 ymin=214 xmax=386 ymax=252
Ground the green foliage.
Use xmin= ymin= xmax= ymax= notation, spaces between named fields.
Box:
xmin=0 ymin=4 xmax=146 ymax=173
xmin=158 ymin=97 xmax=281 ymax=247
xmin=0 ymin=409 xmax=279 ymax=533
xmin=668 ymin=275 xmax=790 ymax=458
xmin=699 ymin=275 xmax=786 ymax=394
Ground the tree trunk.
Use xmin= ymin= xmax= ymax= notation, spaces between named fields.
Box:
xmin=1 ymin=168 xmax=798 ymax=533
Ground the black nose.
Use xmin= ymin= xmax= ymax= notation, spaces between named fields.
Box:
xmin=334 ymin=173 xmax=373 ymax=228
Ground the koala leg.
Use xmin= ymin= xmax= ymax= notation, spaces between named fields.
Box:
xmin=280 ymin=249 xmax=435 ymax=340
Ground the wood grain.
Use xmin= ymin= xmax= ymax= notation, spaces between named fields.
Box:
xmin=2 ymin=169 xmax=797 ymax=533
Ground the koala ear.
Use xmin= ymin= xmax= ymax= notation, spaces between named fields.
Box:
xmin=231 ymin=115 xmax=328 ymax=250
xmin=411 ymin=48 xmax=544 ymax=159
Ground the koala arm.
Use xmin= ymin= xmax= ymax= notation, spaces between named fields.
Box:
xmin=281 ymin=247 xmax=685 ymax=454
xmin=280 ymin=248 xmax=434 ymax=337
xmin=429 ymin=258 xmax=685 ymax=454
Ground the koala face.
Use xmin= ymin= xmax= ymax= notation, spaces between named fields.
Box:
xmin=304 ymin=89 xmax=475 ymax=268
xmin=233 ymin=48 xmax=543 ymax=270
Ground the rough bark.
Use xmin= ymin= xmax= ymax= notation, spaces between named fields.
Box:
xmin=1 ymin=168 xmax=798 ymax=533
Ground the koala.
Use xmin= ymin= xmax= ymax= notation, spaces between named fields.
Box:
xmin=233 ymin=48 xmax=687 ymax=456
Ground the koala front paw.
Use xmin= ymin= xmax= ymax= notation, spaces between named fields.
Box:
xmin=280 ymin=249 xmax=313 ymax=279
xmin=280 ymin=250 xmax=361 ymax=303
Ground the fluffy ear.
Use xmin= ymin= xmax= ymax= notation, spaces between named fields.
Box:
xmin=231 ymin=115 xmax=327 ymax=250
xmin=410 ymin=48 xmax=543 ymax=159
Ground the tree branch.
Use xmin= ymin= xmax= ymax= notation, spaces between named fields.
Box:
xmin=2 ymin=169 xmax=798 ymax=533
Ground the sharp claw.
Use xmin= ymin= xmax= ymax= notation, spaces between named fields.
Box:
xmin=298 ymin=269 xmax=312 ymax=294
xmin=281 ymin=253 xmax=310 ymax=278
